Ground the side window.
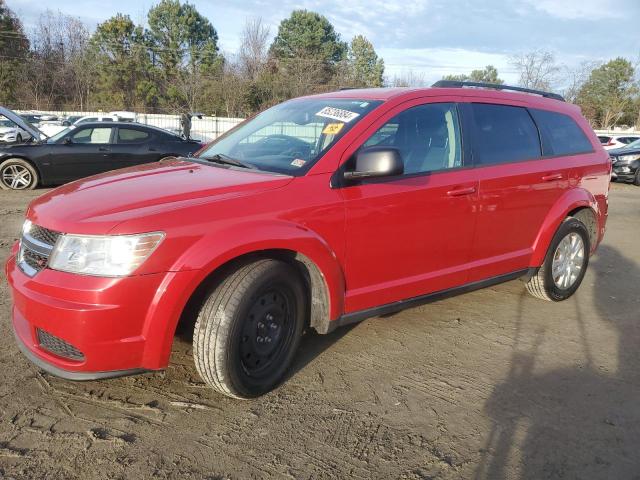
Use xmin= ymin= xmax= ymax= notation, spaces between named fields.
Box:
xmin=71 ymin=127 xmax=112 ymax=144
xmin=76 ymin=118 xmax=95 ymax=125
xmin=598 ymin=136 xmax=611 ymax=145
xmin=118 ymin=128 xmax=150 ymax=144
xmin=362 ymin=103 xmax=462 ymax=174
xmin=530 ymin=109 xmax=593 ymax=156
xmin=470 ymin=103 xmax=541 ymax=165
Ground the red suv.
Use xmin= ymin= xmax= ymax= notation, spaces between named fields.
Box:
xmin=5 ymin=82 xmax=610 ymax=398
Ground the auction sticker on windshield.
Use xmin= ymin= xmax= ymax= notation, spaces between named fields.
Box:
xmin=316 ymin=107 xmax=360 ymax=123
xmin=322 ymin=123 xmax=344 ymax=135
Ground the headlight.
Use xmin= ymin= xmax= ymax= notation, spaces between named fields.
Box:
xmin=49 ymin=232 xmax=164 ymax=276
xmin=619 ymin=154 xmax=640 ymax=162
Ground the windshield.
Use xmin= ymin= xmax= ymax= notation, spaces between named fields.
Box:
xmin=0 ymin=119 xmax=15 ymax=128
xmin=198 ymin=98 xmax=382 ymax=175
xmin=624 ymin=138 xmax=640 ymax=149
xmin=47 ymin=126 xmax=74 ymax=143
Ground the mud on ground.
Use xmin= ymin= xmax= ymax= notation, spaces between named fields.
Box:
xmin=1 ymin=183 xmax=639 ymax=479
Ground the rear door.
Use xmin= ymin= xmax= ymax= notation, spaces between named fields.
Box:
xmin=109 ymin=126 xmax=159 ymax=170
xmin=341 ymin=100 xmax=479 ymax=313
xmin=46 ymin=126 xmax=115 ymax=183
xmin=463 ymin=102 xmax=573 ymax=282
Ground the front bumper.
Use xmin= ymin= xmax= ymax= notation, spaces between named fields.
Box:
xmin=5 ymin=253 xmax=199 ymax=379
xmin=611 ymin=162 xmax=638 ymax=181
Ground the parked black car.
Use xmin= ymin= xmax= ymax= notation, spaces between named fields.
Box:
xmin=0 ymin=107 xmax=203 ymax=190
xmin=609 ymin=138 xmax=640 ymax=186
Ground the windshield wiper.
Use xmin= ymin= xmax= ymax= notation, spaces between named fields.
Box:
xmin=206 ymin=153 xmax=254 ymax=169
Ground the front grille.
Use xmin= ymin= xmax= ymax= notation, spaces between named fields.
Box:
xmin=18 ymin=224 xmax=60 ymax=277
xmin=29 ymin=225 xmax=61 ymax=246
xmin=37 ymin=329 xmax=85 ymax=361
xmin=21 ymin=248 xmax=48 ymax=272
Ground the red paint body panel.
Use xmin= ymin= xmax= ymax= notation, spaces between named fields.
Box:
xmin=4 ymin=87 xmax=610 ymax=376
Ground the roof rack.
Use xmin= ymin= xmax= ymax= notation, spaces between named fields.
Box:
xmin=431 ymin=80 xmax=565 ymax=102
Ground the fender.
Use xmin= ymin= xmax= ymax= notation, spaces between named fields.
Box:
xmin=530 ymin=187 xmax=599 ymax=266
xmin=140 ymin=220 xmax=346 ymax=368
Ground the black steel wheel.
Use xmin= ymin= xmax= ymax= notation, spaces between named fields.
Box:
xmin=239 ymin=287 xmax=296 ymax=376
xmin=193 ymin=259 xmax=307 ymax=399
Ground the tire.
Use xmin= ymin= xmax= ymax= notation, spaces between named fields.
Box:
xmin=0 ymin=158 xmax=38 ymax=190
xmin=193 ymin=259 xmax=307 ymax=399
xmin=633 ymin=169 xmax=640 ymax=186
xmin=16 ymin=134 xmax=22 ymax=143
xmin=526 ymin=217 xmax=590 ymax=301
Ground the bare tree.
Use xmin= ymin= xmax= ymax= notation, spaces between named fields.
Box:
xmin=21 ymin=10 xmax=92 ymax=109
xmin=238 ymin=18 xmax=270 ymax=81
xmin=562 ymin=60 xmax=599 ymax=104
xmin=388 ymin=69 xmax=426 ymax=87
xmin=510 ymin=49 xmax=560 ymax=91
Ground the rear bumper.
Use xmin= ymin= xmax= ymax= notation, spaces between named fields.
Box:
xmin=5 ymin=253 xmax=200 ymax=378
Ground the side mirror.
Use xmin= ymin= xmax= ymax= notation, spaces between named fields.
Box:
xmin=63 ymin=137 xmax=73 ymax=145
xmin=344 ymin=147 xmax=404 ymax=181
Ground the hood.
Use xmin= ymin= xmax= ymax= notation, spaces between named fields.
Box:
xmin=0 ymin=126 xmax=16 ymax=134
xmin=0 ymin=106 xmax=45 ymax=140
xmin=27 ymin=158 xmax=293 ymax=234
xmin=608 ymin=146 xmax=640 ymax=156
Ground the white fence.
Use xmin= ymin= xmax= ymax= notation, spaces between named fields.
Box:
xmin=15 ymin=110 xmax=245 ymax=142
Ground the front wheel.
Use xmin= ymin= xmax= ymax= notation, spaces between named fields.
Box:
xmin=0 ymin=158 xmax=38 ymax=190
xmin=193 ymin=259 xmax=307 ymax=399
xmin=526 ymin=217 xmax=590 ymax=301
xmin=633 ymin=168 xmax=640 ymax=186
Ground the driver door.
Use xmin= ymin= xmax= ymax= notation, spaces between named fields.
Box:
xmin=45 ymin=126 xmax=114 ymax=183
xmin=341 ymin=101 xmax=479 ymax=313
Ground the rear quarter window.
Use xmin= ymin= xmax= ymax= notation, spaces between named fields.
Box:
xmin=469 ymin=103 xmax=541 ymax=165
xmin=530 ymin=109 xmax=593 ymax=156
xmin=118 ymin=128 xmax=150 ymax=144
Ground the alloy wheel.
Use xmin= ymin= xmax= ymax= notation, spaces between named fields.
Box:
xmin=551 ymin=232 xmax=585 ymax=289
xmin=1 ymin=164 xmax=32 ymax=190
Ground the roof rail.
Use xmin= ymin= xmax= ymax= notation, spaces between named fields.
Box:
xmin=431 ymin=80 xmax=565 ymax=102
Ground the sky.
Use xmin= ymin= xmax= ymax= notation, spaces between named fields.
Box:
xmin=6 ymin=0 xmax=640 ymax=85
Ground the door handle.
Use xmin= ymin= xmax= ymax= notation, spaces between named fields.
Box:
xmin=98 ymin=147 xmax=110 ymax=152
xmin=541 ymin=173 xmax=563 ymax=181
xmin=446 ymin=186 xmax=476 ymax=197
xmin=148 ymin=147 xmax=158 ymax=152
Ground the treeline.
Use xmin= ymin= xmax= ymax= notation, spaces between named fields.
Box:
xmin=447 ymin=53 xmax=640 ymax=130
xmin=0 ymin=0 xmax=638 ymax=128
xmin=0 ymin=1 xmax=384 ymax=117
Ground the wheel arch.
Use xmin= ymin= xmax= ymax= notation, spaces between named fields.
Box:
xmin=142 ymin=224 xmax=346 ymax=369
xmin=179 ymin=247 xmax=337 ymax=334
xmin=530 ymin=188 xmax=600 ymax=266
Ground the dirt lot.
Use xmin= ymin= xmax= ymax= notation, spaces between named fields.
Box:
xmin=1 ymin=182 xmax=639 ymax=480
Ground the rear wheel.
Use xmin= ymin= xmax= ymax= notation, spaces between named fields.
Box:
xmin=526 ymin=217 xmax=590 ymax=301
xmin=633 ymin=168 xmax=640 ymax=186
xmin=193 ymin=259 xmax=307 ymax=399
xmin=0 ymin=158 xmax=38 ymax=190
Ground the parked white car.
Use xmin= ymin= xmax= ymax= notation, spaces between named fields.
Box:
xmin=0 ymin=118 xmax=31 ymax=143
xmin=598 ymin=134 xmax=640 ymax=150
